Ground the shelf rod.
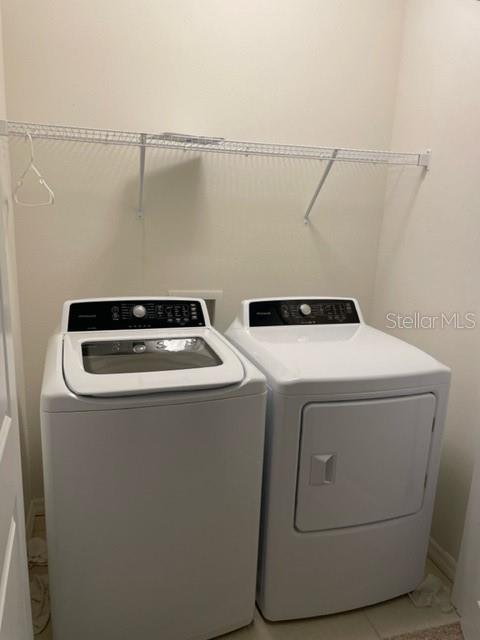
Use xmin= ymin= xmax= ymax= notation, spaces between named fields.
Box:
xmin=304 ymin=149 xmax=339 ymax=224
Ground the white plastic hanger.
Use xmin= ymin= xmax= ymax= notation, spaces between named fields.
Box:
xmin=14 ymin=133 xmax=55 ymax=207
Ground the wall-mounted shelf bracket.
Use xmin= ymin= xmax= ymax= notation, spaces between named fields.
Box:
xmin=137 ymin=134 xmax=146 ymax=219
xmin=418 ymin=150 xmax=431 ymax=171
xmin=303 ymin=146 xmax=431 ymax=223
xmin=304 ymin=149 xmax=339 ymax=224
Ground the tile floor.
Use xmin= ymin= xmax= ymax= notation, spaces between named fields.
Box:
xmin=32 ymin=514 xmax=459 ymax=640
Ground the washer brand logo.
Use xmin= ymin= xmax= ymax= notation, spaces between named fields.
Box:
xmin=385 ymin=312 xmax=477 ymax=330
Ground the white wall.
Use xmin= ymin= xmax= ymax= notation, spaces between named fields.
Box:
xmin=372 ymin=0 xmax=480 ymax=561
xmin=2 ymin=0 xmax=406 ymax=500
xmin=0 ymin=4 xmax=30 ymax=511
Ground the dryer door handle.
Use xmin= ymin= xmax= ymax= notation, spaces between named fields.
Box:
xmin=310 ymin=453 xmax=336 ymax=486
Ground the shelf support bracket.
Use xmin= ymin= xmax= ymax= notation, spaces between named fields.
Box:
xmin=419 ymin=149 xmax=431 ymax=171
xmin=304 ymin=148 xmax=339 ymax=224
xmin=137 ymin=133 xmax=147 ymax=219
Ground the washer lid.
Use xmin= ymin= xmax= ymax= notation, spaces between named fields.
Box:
xmin=63 ymin=328 xmax=245 ymax=397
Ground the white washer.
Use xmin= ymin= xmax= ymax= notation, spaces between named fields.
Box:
xmin=41 ymin=297 xmax=266 ymax=640
xmin=226 ymin=297 xmax=450 ymax=621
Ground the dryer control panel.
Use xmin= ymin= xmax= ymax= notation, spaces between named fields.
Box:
xmin=67 ymin=299 xmax=207 ymax=331
xmin=249 ymin=299 xmax=360 ymax=327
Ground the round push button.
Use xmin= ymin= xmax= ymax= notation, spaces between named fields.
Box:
xmin=132 ymin=305 xmax=146 ymax=319
xmin=299 ymin=303 xmax=312 ymax=316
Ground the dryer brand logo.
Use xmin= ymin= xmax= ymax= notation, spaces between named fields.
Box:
xmin=385 ymin=312 xmax=477 ymax=330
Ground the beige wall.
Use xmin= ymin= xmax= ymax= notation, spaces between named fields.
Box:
xmin=2 ymin=0 xmax=406 ymax=499
xmin=3 ymin=0 xmax=479 ymax=566
xmin=372 ymin=0 xmax=480 ymax=561
xmin=0 ymin=5 xmax=31 ymax=511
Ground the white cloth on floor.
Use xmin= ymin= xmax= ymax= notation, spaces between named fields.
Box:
xmin=27 ymin=537 xmax=48 ymax=567
xmin=409 ymin=573 xmax=454 ymax=613
xmin=30 ymin=573 xmax=50 ymax=635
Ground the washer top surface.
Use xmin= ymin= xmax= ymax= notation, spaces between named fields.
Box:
xmin=62 ymin=298 xmax=245 ymax=397
xmin=226 ymin=298 xmax=450 ymax=395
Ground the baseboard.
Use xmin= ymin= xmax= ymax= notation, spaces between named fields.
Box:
xmin=428 ymin=536 xmax=457 ymax=583
xmin=26 ymin=498 xmax=45 ymax=540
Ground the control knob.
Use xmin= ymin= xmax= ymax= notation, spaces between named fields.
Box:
xmin=299 ymin=303 xmax=312 ymax=317
xmin=132 ymin=305 xmax=147 ymax=319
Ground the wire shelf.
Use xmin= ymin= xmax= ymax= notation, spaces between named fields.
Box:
xmin=5 ymin=121 xmax=429 ymax=167
xmin=5 ymin=120 xmax=430 ymax=221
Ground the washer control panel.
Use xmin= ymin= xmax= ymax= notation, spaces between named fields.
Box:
xmin=249 ymin=299 xmax=360 ymax=326
xmin=67 ymin=300 xmax=206 ymax=331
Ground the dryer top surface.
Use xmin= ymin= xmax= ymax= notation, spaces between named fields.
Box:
xmin=226 ymin=298 xmax=450 ymax=395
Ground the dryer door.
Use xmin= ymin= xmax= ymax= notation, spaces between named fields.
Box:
xmin=295 ymin=394 xmax=436 ymax=532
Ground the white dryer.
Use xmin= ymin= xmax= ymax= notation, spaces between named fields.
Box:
xmin=226 ymin=297 xmax=450 ymax=621
xmin=41 ymin=297 xmax=266 ymax=640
